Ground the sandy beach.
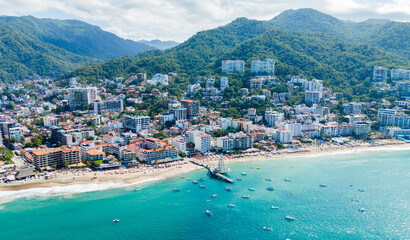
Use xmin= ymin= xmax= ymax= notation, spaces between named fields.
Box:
xmin=0 ymin=140 xmax=409 ymax=203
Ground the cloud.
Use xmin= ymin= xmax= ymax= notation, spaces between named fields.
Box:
xmin=0 ymin=0 xmax=408 ymax=42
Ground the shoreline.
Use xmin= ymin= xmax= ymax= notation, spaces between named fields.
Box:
xmin=0 ymin=142 xmax=409 ymax=203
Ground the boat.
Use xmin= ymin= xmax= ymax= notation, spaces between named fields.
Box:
xmin=284 ymin=179 xmax=292 ymax=182
xmin=256 ymin=167 xmax=260 ymax=169
xmin=248 ymin=187 xmax=256 ymax=191
xmin=266 ymin=186 xmax=275 ymax=191
xmin=205 ymin=210 xmax=212 ymax=216
xmin=262 ymin=226 xmax=272 ymax=231
xmin=350 ymin=184 xmax=354 ymax=187
xmin=200 ymin=185 xmax=207 ymax=188
xmin=358 ymin=189 xmax=365 ymax=192
xmin=186 ymin=178 xmax=191 ymax=180
xmin=225 ymin=187 xmax=232 ymax=191
xmin=241 ymin=195 xmax=250 ymax=198
xmin=266 ymin=178 xmax=272 ymax=181
xmin=113 ymin=219 xmax=120 ymax=222
xmin=319 ymin=184 xmax=328 ymax=188
xmin=249 ymin=167 xmax=254 ymax=169
xmin=210 ymin=194 xmax=218 ymax=198
xmin=241 ymin=172 xmax=247 ymax=175
xmin=180 ymin=176 xmax=185 ymax=179
xmin=192 ymin=181 xmax=198 ymax=184
xmin=199 ymin=178 xmax=205 ymax=182
xmin=236 ymin=177 xmax=242 ymax=181
xmin=285 ymin=216 xmax=296 ymax=220
xmin=351 ymin=199 xmax=359 ymax=202
xmin=172 ymin=188 xmax=181 ymax=191
xmin=227 ymin=203 xmax=235 ymax=207
xmin=358 ymin=208 xmax=367 ymax=212
xmin=270 ymin=206 xmax=279 ymax=209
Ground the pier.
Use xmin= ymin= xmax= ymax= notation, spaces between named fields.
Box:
xmin=190 ymin=161 xmax=234 ymax=183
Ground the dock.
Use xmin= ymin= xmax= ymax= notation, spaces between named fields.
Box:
xmin=190 ymin=161 xmax=234 ymax=183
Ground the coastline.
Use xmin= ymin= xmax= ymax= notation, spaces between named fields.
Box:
xmin=0 ymin=142 xmax=409 ymax=203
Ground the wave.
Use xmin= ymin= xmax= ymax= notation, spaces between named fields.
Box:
xmin=0 ymin=178 xmax=161 ymax=203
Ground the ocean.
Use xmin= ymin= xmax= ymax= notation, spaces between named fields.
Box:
xmin=0 ymin=148 xmax=409 ymax=240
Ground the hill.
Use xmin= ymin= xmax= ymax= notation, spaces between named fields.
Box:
xmin=138 ymin=40 xmax=179 ymax=50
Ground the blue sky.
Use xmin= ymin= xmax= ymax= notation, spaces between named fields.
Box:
xmin=0 ymin=0 xmax=408 ymax=42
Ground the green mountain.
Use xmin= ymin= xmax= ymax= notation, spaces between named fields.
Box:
xmin=268 ymin=8 xmax=410 ymax=58
xmin=138 ymin=39 xmax=179 ymax=50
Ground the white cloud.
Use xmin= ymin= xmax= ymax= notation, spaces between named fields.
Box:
xmin=0 ymin=0 xmax=408 ymax=42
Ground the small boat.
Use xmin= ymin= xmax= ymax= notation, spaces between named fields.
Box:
xmin=262 ymin=226 xmax=272 ymax=231
xmin=270 ymin=206 xmax=279 ymax=209
xmin=248 ymin=187 xmax=256 ymax=191
xmin=113 ymin=219 xmax=120 ymax=222
xmin=236 ymin=177 xmax=242 ymax=181
xmin=225 ymin=187 xmax=232 ymax=191
xmin=199 ymin=178 xmax=205 ymax=182
xmin=210 ymin=194 xmax=218 ymax=198
xmin=186 ymin=178 xmax=191 ymax=180
xmin=350 ymin=184 xmax=354 ymax=187
xmin=351 ymin=199 xmax=359 ymax=202
xmin=205 ymin=210 xmax=212 ymax=216
xmin=206 ymin=200 xmax=211 ymax=202
xmin=266 ymin=186 xmax=275 ymax=191
xmin=358 ymin=208 xmax=366 ymax=212
xmin=249 ymin=167 xmax=254 ymax=169
xmin=358 ymin=189 xmax=365 ymax=192
xmin=241 ymin=172 xmax=247 ymax=175
xmin=200 ymin=185 xmax=207 ymax=188
xmin=256 ymin=167 xmax=260 ymax=169
xmin=285 ymin=216 xmax=296 ymax=220
xmin=227 ymin=203 xmax=235 ymax=207
xmin=319 ymin=184 xmax=328 ymax=188
xmin=172 ymin=188 xmax=181 ymax=191
xmin=192 ymin=181 xmax=198 ymax=184
xmin=241 ymin=195 xmax=250 ymax=198
xmin=266 ymin=178 xmax=272 ymax=181
xmin=180 ymin=176 xmax=185 ymax=179
xmin=284 ymin=179 xmax=292 ymax=182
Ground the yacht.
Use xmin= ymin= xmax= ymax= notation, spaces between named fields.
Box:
xmin=205 ymin=210 xmax=212 ymax=216
xmin=285 ymin=216 xmax=296 ymax=220
xmin=200 ymin=185 xmax=207 ymax=188
xmin=266 ymin=178 xmax=272 ymax=181
xmin=358 ymin=208 xmax=367 ymax=212
xmin=266 ymin=186 xmax=275 ymax=191
xmin=241 ymin=195 xmax=250 ymax=198
xmin=172 ymin=188 xmax=181 ymax=191
xmin=241 ymin=172 xmax=247 ymax=175
xmin=236 ymin=177 xmax=242 ymax=181
xmin=225 ymin=187 xmax=232 ymax=191
xmin=248 ymin=187 xmax=256 ymax=191
xmin=199 ymin=178 xmax=205 ymax=182
xmin=210 ymin=194 xmax=218 ymax=198
xmin=227 ymin=203 xmax=235 ymax=207
xmin=319 ymin=184 xmax=328 ymax=188
xmin=284 ymin=179 xmax=292 ymax=182
xmin=262 ymin=226 xmax=272 ymax=231
xmin=112 ymin=219 xmax=120 ymax=222
xmin=358 ymin=189 xmax=365 ymax=192
xmin=192 ymin=181 xmax=198 ymax=184
xmin=270 ymin=206 xmax=279 ymax=209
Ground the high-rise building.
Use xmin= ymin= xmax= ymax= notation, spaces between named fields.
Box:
xmin=123 ymin=115 xmax=150 ymax=132
xmin=94 ymin=99 xmax=124 ymax=114
xmin=181 ymin=100 xmax=200 ymax=118
xmin=276 ymin=130 xmax=293 ymax=144
xmin=68 ymin=87 xmax=98 ymax=109
xmin=391 ymin=69 xmax=410 ymax=81
xmin=194 ymin=132 xmax=211 ymax=153
xmin=251 ymin=58 xmax=275 ymax=75
xmin=220 ymin=77 xmax=229 ymax=89
xmin=373 ymin=66 xmax=388 ymax=82
xmin=353 ymin=122 xmax=371 ymax=136
xmin=32 ymin=147 xmax=81 ymax=169
xmin=265 ymin=109 xmax=284 ymax=127
xmin=343 ymin=102 xmax=362 ymax=114
xmin=305 ymin=90 xmax=321 ymax=105
xmin=222 ymin=60 xmax=245 ymax=73
xmin=250 ymin=78 xmax=263 ymax=89
xmin=378 ymin=109 xmax=410 ymax=128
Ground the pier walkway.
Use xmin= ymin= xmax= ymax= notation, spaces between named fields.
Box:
xmin=190 ymin=161 xmax=234 ymax=183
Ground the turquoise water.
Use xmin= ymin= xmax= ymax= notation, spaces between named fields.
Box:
xmin=0 ymin=149 xmax=409 ymax=240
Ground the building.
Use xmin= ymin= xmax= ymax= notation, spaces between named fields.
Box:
xmin=94 ymin=99 xmax=124 ymax=114
xmin=276 ymin=130 xmax=293 ymax=144
xmin=68 ymin=87 xmax=98 ymax=109
xmin=128 ymin=138 xmax=177 ymax=162
xmin=52 ymin=128 xmax=95 ymax=146
xmin=8 ymin=127 xmax=23 ymax=141
xmin=286 ymin=122 xmax=302 ymax=137
xmin=305 ymin=90 xmax=321 ymax=105
xmin=44 ymin=116 xmax=60 ymax=128
xmin=159 ymin=113 xmax=175 ymax=126
xmin=373 ymin=66 xmax=387 ymax=82
xmin=194 ymin=133 xmax=211 ymax=153
xmin=391 ymin=69 xmax=410 ymax=81
xmin=86 ymin=149 xmax=105 ymax=162
xmin=250 ymin=78 xmax=263 ymax=89
xmin=302 ymin=79 xmax=323 ymax=95
xmin=343 ymin=102 xmax=362 ymax=114
xmin=123 ymin=115 xmax=150 ymax=132
xmin=181 ymin=100 xmax=200 ymax=118
xmin=146 ymin=74 xmax=169 ymax=86
xmin=251 ymin=58 xmax=275 ymax=75
xmin=378 ymin=109 xmax=410 ymax=128
xmin=220 ymin=77 xmax=229 ymax=89
xmin=265 ymin=109 xmax=284 ymax=127
xmin=222 ymin=60 xmax=245 ymax=73
xmin=396 ymin=81 xmax=410 ymax=95
xmin=32 ymin=147 xmax=81 ymax=169
xmin=353 ymin=122 xmax=371 ymax=136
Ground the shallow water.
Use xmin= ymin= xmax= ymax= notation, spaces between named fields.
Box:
xmin=0 ymin=149 xmax=409 ymax=240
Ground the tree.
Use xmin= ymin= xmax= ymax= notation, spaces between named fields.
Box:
xmin=10 ymin=137 xmax=18 ymax=143
xmin=178 ymin=152 xmax=186 ymax=157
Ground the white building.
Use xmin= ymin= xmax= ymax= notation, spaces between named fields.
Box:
xmin=373 ymin=66 xmax=387 ymax=82
xmin=222 ymin=60 xmax=245 ymax=73
xmin=353 ymin=122 xmax=371 ymax=136
xmin=220 ymin=77 xmax=229 ymax=89
xmin=146 ymin=74 xmax=169 ymax=86
xmin=305 ymin=90 xmax=321 ymax=105
xmin=378 ymin=109 xmax=410 ymax=128
xmin=391 ymin=69 xmax=410 ymax=81
xmin=250 ymin=78 xmax=263 ymax=89
xmin=276 ymin=129 xmax=293 ymax=144
xmin=68 ymin=87 xmax=98 ymax=109
xmin=9 ymin=127 xmax=23 ymax=141
xmin=265 ymin=109 xmax=284 ymax=127
xmin=343 ymin=102 xmax=362 ymax=114
xmin=286 ymin=122 xmax=302 ymax=137
xmin=251 ymin=58 xmax=275 ymax=75
xmin=44 ymin=116 xmax=60 ymax=128
xmin=194 ymin=132 xmax=211 ymax=153
xmin=123 ymin=115 xmax=150 ymax=132
xmin=303 ymin=79 xmax=323 ymax=96
xmin=94 ymin=99 xmax=124 ymax=114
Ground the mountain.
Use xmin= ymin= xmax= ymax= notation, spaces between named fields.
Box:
xmin=138 ymin=39 xmax=179 ymax=50
xmin=0 ymin=15 xmax=157 ymax=82
xmin=268 ymin=8 xmax=410 ymax=58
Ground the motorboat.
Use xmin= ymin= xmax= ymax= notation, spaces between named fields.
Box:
xmin=241 ymin=195 xmax=250 ymax=198
xmin=210 ymin=194 xmax=218 ymax=198
xmin=227 ymin=203 xmax=235 ymax=207
xmin=256 ymin=167 xmax=260 ymax=169
xmin=237 ymin=177 xmax=242 ymax=181
xmin=225 ymin=187 xmax=232 ymax=191
xmin=205 ymin=210 xmax=212 ymax=216
xmin=285 ymin=216 xmax=296 ymax=220
xmin=113 ymin=219 xmax=120 ymax=222
xmin=262 ymin=226 xmax=272 ymax=231
xmin=270 ymin=206 xmax=279 ymax=209
xmin=266 ymin=186 xmax=275 ymax=191
xmin=186 ymin=178 xmax=191 ymax=180
xmin=199 ymin=178 xmax=205 ymax=182
xmin=241 ymin=172 xmax=247 ymax=175
xmin=358 ymin=208 xmax=367 ymax=212
xmin=180 ymin=176 xmax=185 ymax=179
xmin=284 ymin=179 xmax=292 ymax=182
xmin=172 ymin=188 xmax=181 ymax=191
xmin=192 ymin=181 xmax=198 ymax=184
xmin=351 ymin=199 xmax=359 ymax=202
xmin=266 ymin=178 xmax=272 ymax=181
xmin=358 ymin=189 xmax=365 ymax=192
xmin=248 ymin=187 xmax=256 ymax=191
xmin=319 ymin=184 xmax=328 ymax=188
xmin=200 ymin=185 xmax=207 ymax=188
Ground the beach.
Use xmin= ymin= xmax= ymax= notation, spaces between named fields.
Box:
xmin=0 ymin=140 xmax=409 ymax=202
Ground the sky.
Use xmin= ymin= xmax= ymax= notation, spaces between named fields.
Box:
xmin=0 ymin=0 xmax=409 ymax=42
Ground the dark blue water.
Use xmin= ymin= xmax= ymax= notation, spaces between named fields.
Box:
xmin=0 ymin=149 xmax=409 ymax=239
